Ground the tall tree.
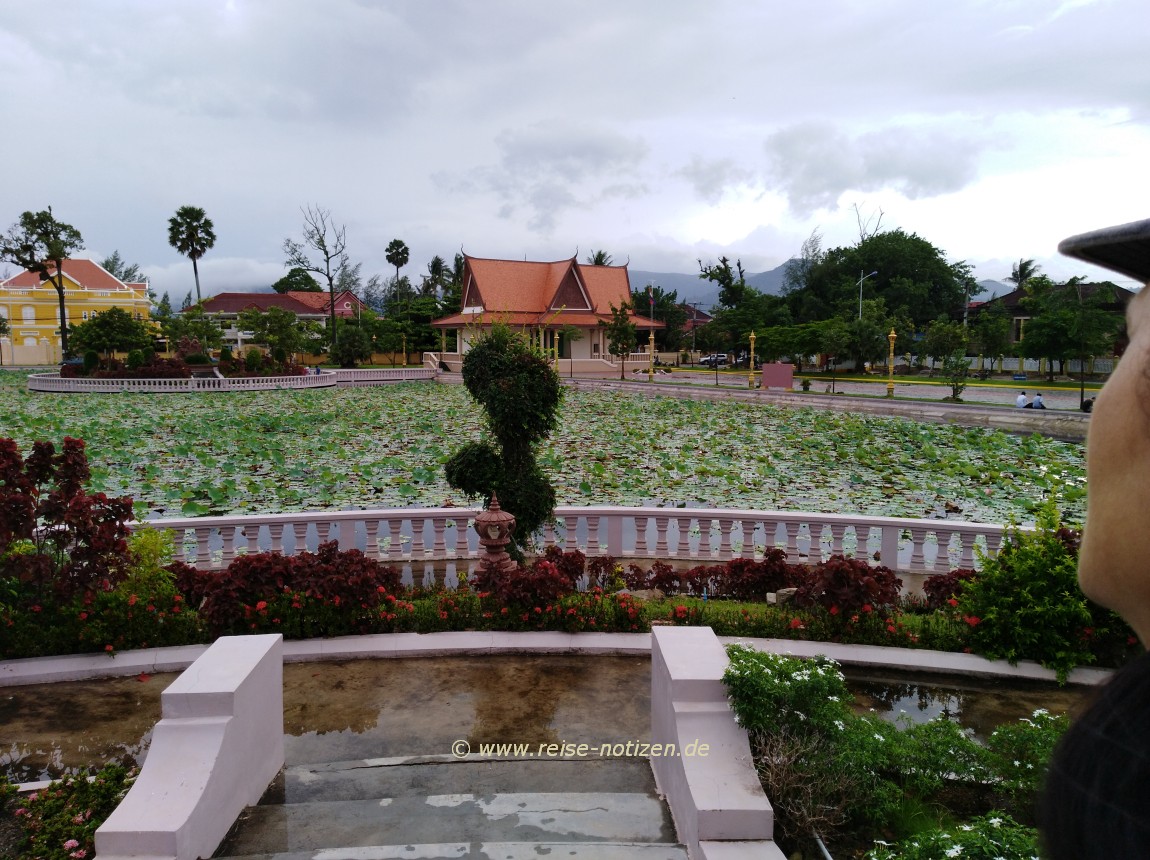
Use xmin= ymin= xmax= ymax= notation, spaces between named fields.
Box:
xmin=167 ymin=206 xmax=216 ymax=305
xmin=100 ymin=250 xmax=143 ymax=283
xmin=0 ymin=207 xmax=85 ymax=357
xmin=421 ymin=255 xmax=449 ymax=298
xmin=1007 ymin=258 xmax=1040 ymax=290
xmin=586 ymin=249 xmax=613 ymax=266
xmin=385 ymin=239 xmax=410 ymax=282
xmin=599 ymin=302 xmax=637 ymax=379
xmin=283 ymin=205 xmax=347 ymax=348
xmin=699 ymin=256 xmax=749 ymax=309
xmin=271 ymin=267 xmax=321 ymax=293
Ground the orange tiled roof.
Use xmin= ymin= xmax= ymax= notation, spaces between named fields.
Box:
xmin=437 ymin=254 xmax=652 ymax=328
xmin=1 ymin=259 xmax=144 ymax=292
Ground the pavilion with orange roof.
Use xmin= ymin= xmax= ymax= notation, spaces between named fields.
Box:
xmin=430 ymin=254 xmax=661 ymax=375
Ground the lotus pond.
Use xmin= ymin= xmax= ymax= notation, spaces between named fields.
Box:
xmin=0 ymin=371 xmax=1085 ymax=524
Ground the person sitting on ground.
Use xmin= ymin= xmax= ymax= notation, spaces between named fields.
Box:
xmin=1039 ymin=216 xmax=1150 ymax=859
xmin=1081 ymin=396 xmax=1095 ymax=414
xmin=1032 ymin=392 xmax=1046 ymax=409
xmin=1016 ymin=390 xmax=1028 ymax=408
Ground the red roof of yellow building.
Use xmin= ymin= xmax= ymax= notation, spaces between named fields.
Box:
xmin=2 ymin=258 xmax=146 ymax=292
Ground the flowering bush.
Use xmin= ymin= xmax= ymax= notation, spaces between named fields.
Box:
xmin=865 ymin=813 xmax=1038 ymax=860
xmin=724 ymin=645 xmax=1061 ymax=854
xmin=1 ymin=764 xmax=135 ymax=860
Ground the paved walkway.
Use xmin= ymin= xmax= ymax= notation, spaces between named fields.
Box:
xmin=562 ymin=374 xmax=1092 ymax=441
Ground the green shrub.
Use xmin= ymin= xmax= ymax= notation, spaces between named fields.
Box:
xmin=957 ymin=502 xmax=1095 ymax=681
xmin=244 ymin=348 xmax=264 ymax=373
xmin=82 ymin=350 xmax=99 ymax=372
xmin=125 ymin=349 xmax=146 ymax=370
xmin=865 ymin=813 xmax=1038 ymax=860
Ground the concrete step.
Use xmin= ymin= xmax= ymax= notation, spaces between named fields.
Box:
xmin=276 ymin=756 xmax=661 ymax=804
xmin=218 ymin=841 xmax=688 ymax=860
xmin=216 ymin=792 xmax=680 ymax=856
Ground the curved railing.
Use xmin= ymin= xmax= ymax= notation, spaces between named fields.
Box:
xmin=137 ymin=504 xmax=1010 ymax=576
xmin=27 ymin=372 xmax=338 ymax=393
xmin=332 ymin=367 xmax=436 ymax=386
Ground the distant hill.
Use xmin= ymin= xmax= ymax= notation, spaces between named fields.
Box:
xmin=630 ymin=262 xmax=791 ymax=311
xmin=977 ymin=280 xmax=1010 ymax=300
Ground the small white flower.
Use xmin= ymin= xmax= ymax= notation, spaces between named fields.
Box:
xmin=874 ymin=733 xmax=885 ymax=742
xmin=945 ymin=847 xmax=962 ymax=858
xmin=989 ymin=817 xmax=1002 ymax=827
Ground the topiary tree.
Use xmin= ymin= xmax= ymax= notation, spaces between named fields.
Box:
xmin=444 ymin=325 xmax=562 ymax=557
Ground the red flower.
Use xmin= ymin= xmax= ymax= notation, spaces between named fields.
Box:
xmin=789 ymin=617 xmax=803 ymax=629
xmin=105 ymin=644 xmax=114 ymax=652
xmin=947 ymin=598 xmax=959 ymax=607
xmin=255 ymin=600 xmax=268 ymax=611
xmin=128 ymin=594 xmax=138 ymax=607
xmin=829 ymin=605 xmax=839 ymax=616
xmin=862 ymin=604 xmax=873 ymax=613
xmin=963 ymin=615 xmax=981 ymax=627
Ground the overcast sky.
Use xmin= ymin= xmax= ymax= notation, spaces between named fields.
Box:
xmin=3 ymin=0 xmax=1148 ymax=302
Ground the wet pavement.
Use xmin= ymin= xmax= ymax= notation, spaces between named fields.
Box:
xmin=219 ymin=656 xmax=681 ymax=859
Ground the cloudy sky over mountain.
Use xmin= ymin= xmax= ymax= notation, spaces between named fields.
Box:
xmin=3 ymin=0 xmax=1147 ymax=300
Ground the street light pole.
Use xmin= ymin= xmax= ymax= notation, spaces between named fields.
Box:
xmin=857 ymin=270 xmax=878 ymax=320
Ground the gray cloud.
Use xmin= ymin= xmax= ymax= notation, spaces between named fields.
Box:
xmin=675 ymin=156 xmax=756 ymax=205
xmin=439 ymin=120 xmax=650 ymax=234
xmin=763 ymin=121 xmax=984 ymax=216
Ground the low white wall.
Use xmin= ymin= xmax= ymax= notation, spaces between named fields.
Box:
xmin=650 ymin=626 xmax=784 ymax=859
xmin=95 ymin=634 xmax=284 ymax=860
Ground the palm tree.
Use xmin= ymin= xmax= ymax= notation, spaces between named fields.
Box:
xmin=167 ymin=206 xmax=217 ymax=304
xmin=1007 ymin=258 xmax=1040 ymax=290
xmin=385 ymin=239 xmax=410 ymax=282
xmin=586 ymin=249 xmax=613 ymax=266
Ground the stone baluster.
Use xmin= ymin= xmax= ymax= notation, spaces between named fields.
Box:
xmin=586 ymin=516 xmax=601 ymax=554
xmin=563 ymin=515 xmax=580 ymax=552
xmin=432 ymin=517 xmax=448 ymax=557
xmin=957 ymin=532 xmax=977 ymax=569
xmin=655 ymin=516 xmax=670 ymax=556
xmin=410 ymin=516 xmax=427 ymax=557
xmin=267 ymin=523 xmax=285 ymax=555
xmin=635 ymin=516 xmax=651 ymax=556
xmin=934 ymin=530 xmax=954 ymax=571
xmin=453 ymin=517 xmax=472 ymax=557
xmin=243 ymin=524 xmax=260 ymax=556
xmin=908 ymin=527 xmax=928 ymax=569
xmin=387 ymin=519 xmax=404 ymax=559
xmin=783 ymin=520 xmax=801 ymax=563
xmin=365 ymin=520 xmax=382 ymax=557
xmin=220 ymin=525 xmax=238 ymax=567
xmin=194 ymin=526 xmax=212 ymax=568
xmin=717 ymin=517 xmax=735 ymax=560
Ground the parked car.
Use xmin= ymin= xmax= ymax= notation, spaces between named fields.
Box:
xmin=699 ymin=353 xmax=728 ymax=367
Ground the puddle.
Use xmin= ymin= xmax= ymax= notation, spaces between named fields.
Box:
xmin=0 ymin=672 xmax=177 ymax=783
xmin=845 ymin=668 xmax=1091 ymax=741
xmin=1 ymin=656 xmax=1094 ymax=783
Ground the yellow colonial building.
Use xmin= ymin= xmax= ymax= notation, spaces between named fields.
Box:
xmin=0 ymin=259 xmax=151 ymax=365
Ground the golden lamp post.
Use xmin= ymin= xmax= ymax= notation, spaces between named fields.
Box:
xmin=748 ymin=330 xmax=757 ymax=389
xmin=401 ymin=334 xmax=407 ymax=367
xmin=648 ymin=328 xmax=656 ymax=382
xmin=886 ymin=328 xmax=897 ymax=398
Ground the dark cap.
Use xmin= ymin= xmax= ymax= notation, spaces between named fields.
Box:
xmin=1059 ymin=218 xmax=1150 ymax=284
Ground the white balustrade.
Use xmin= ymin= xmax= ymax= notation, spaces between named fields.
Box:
xmin=136 ymin=504 xmax=1013 ymax=575
xmin=27 ymin=372 xmax=339 ymax=393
